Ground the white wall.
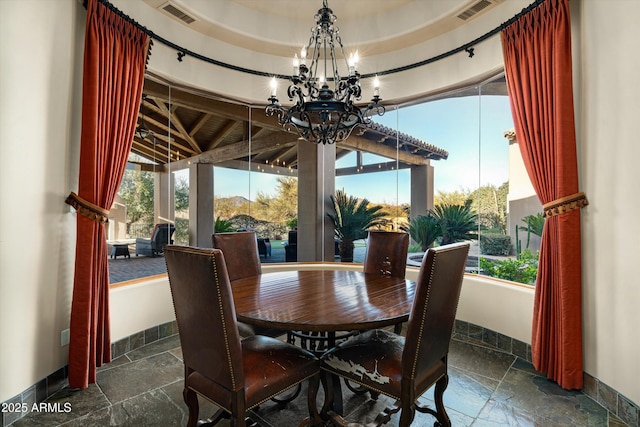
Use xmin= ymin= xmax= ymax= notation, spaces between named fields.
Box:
xmin=0 ymin=0 xmax=83 ymax=402
xmin=576 ymin=0 xmax=640 ymax=404
xmin=109 ymin=266 xmax=534 ymax=350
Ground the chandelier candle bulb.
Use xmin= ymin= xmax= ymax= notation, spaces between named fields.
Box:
xmin=348 ymin=52 xmax=358 ymax=76
xmin=374 ymin=76 xmax=380 ymax=97
xmin=270 ymin=77 xmax=277 ymax=97
xmin=293 ymin=54 xmax=300 ymax=76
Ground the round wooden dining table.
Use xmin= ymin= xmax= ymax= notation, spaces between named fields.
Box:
xmin=232 ymin=269 xmax=416 ymax=418
xmin=231 ymin=269 xmax=416 ymax=333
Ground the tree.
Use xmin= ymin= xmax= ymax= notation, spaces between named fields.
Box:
xmin=435 ymin=189 xmax=471 ymax=207
xmin=252 ymin=176 xmax=298 ymax=227
xmin=174 ymin=174 xmax=189 ymax=212
xmin=328 ymin=189 xmax=387 ymax=262
xmin=469 ymin=182 xmax=508 ymax=233
xmin=118 ymin=169 xmax=154 ymax=225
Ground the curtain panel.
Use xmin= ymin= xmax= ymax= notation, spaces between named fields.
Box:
xmin=67 ymin=0 xmax=150 ymax=389
xmin=501 ymin=0 xmax=586 ymax=389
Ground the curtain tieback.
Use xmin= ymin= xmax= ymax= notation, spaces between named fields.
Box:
xmin=65 ymin=192 xmax=109 ymax=223
xmin=543 ymin=192 xmax=588 ymax=218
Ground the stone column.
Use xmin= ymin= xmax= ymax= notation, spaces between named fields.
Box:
xmin=297 ymin=142 xmax=335 ymax=262
xmin=410 ymin=163 xmax=434 ymax=220
xmin=189 ymin=163 xmax=214 ymax=247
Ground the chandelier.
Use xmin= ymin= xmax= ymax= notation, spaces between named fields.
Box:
xmin=136 ymin=94 xmax=151 ymax=140
xmin=265 ymin=0 xmax=385 ymax=145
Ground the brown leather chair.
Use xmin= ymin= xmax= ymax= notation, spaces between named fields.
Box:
xmin=212 ymin=231 xmax=262 ymax=282
xmin=363 ymin=230 xmax=410 ymax=279
xmin=318 ymin=242 xmax=470 ymax=427
xmin=164 ymin=246 xmax=321 ymax=427
xmin=212 ymin=231 xmax=284 ymax=340
xmin=364 ymin=230 xmax=409 ymax=334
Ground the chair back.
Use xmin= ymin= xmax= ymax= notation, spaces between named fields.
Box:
xmin=402 ymin=242 xmax=469 ymax=380
xmin=212 ymin=231 xmax=262 ymax=282
xmin=288 ymin=230 xmax=298 ymax=245
xmin=363 ymin=231 xmax=410 ymax=278
xmin=164 ymin=246 xmax=244 ymax=391
xmin=151 ymin=223 xmax=175 ymax=251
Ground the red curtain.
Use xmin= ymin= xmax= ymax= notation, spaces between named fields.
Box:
xmin=66 ymin=0 xmax=150 ymax=389
xmin=501 ymin=0 xmax=587 ymax=389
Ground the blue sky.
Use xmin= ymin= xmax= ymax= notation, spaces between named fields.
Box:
xmin=205 ymin=94 xmax=514 ymax=205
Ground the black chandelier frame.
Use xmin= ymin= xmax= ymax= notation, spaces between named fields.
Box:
xmin=265 ymin=0 xmax=385 ymax=145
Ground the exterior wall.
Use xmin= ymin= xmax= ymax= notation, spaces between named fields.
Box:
xmin=506 ymin=137 xmax=543 ymax=253
xmin=0 ymin=0 xmax=84 ymax=402
xmin=508 ymin=195 xmax=543 ymax=254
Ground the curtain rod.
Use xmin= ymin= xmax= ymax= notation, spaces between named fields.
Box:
xmin=90 ymin=0 xmax=546 ymax=80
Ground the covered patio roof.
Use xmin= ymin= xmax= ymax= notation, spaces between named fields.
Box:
xmin=131 ymin=76 xmax=449 ymax=176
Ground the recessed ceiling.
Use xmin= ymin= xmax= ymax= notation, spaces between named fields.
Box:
xmin=144 ymin=0 xmax=501 ymax=57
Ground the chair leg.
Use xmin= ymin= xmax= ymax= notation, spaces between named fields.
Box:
xmin=433 ymin=374 xmax=451 ymax=427
xmin=303 ymin=374 xmax=323 ymax=427
xmin=398 ymin=404 xmax=416 ymax=427
xmin=183 ymin=388 xmax=199 ymax=427
xmin=320 ymin=371 xmax=335 ymax=420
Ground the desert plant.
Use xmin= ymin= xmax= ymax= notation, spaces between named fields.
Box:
xmin=521 ymin=213 xmax=545 ymax=237
xmin=407 ymin=214 xmax=442 ymax=251
xmin=517 ymin=212 xmax=545 ymax=253
xmin=214 ymin=217 xmax=236 ymax=233
xmin=328 ymin=189 xmax=387 ymax=262
xmin=432 ymin=203 xmax=478 ymax=245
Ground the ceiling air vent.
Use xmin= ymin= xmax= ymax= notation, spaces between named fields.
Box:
xmin=161 ymin=2 xmax=196 ymax=24
xmin=457 ymin=0 xmax=493 ymax=20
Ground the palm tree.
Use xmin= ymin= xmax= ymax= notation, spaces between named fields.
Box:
xmin=432 ymin=203 xmax=478 ymax=245
xmin=328 ymin=189 xmax=387 ymax=262
xmin=407 ymin=214 xmax=442 ymax=251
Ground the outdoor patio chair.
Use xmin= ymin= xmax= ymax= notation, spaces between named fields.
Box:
xmin=257 ymin=237 xmax=271 ymax=258
xmin=284 ymin=230 xmax=297 ymax=262
xmin=135 ymin=223 xmax=175 ymax=257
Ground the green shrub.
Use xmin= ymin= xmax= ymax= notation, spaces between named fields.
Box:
xmin=480 ymin=233 xmax=511 ymax=255
xmin=479 ymin=249 xmax=539 ymax=285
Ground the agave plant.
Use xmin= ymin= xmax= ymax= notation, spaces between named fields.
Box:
xmin=432 ymin=203 xmax=478 ymax=245
xmin=407 ymin=213 xmax=442 ymax=251
xmin=328 ymin=189 xmax=387 ymax=262
xmin=214 ymin=217 xmax=235 ymax=233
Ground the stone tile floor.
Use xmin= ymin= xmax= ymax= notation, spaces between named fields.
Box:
xmin=9 ymin=333 xmax=627 ymax=426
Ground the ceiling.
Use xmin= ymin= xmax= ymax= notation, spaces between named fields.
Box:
xmin=131 ymin=0 xmax=507 ymax=174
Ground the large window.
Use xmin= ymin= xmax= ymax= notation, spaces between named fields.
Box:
xmin=110 ymin=74 xmax=540 ymax=286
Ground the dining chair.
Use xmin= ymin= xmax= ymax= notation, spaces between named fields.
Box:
xmin=164 ymin=246 xmax=321 ymax=427
xmin=363 ymin=230 xmax=410 ymax=334
xmin=363 ymin=230 xmax=410 ymax=279
xmin=212 ymin=231 xmax=287 ymax=335
xmin=318 ymin=242 xmax=470 ymax=427
xmin=212 ymin=231 xmax=262 ymax=282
